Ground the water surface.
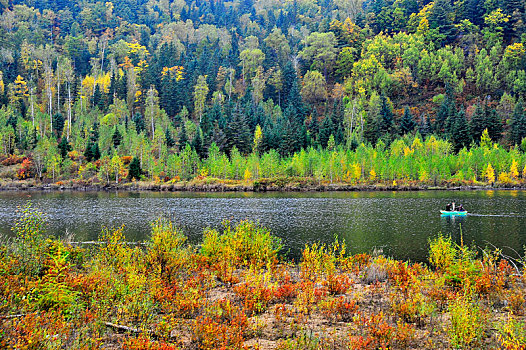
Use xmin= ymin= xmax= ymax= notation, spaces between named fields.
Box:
xmin=0 ymin=190 xmax=525 ymax=262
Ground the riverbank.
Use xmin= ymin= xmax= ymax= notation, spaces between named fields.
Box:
xmin=0 ymin=177 xmax=525 ymax=192
xmin=1 ymin=209 xmax=525 ymax=349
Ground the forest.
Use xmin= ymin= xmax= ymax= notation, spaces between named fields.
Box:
xmin=1 ymin=0 xmax=526 ymax=187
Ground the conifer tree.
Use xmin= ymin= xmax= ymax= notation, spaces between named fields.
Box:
xmin=319 ymin=116 xmax=334 ymax=148
xmin=178 ymin=123 xmax=188 ymax=151
xmin=451 ymin=109 xmax=471 ymax=152
xmin=400 ymin=107 xmax=416 ymax=135
xmin=58 ymin=137 xmax=72 ymax=159
xmin=112 ymin=126 xmax=122 ymax=148
xmin=379 ymin=95 xmax=394 ymax=136
xmin=128 ymin=157 xmax=142 ymax=180
xmin=510 ymin=101 xmax=526 ymax=145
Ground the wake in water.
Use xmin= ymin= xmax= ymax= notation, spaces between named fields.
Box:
xmin=468 ymin=213 xmax=526 ymax=218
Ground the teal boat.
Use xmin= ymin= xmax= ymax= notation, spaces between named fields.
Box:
xmin=440 ymin=210 xmax=467 ymax=216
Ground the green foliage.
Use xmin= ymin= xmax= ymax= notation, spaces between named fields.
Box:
xmin=128 ymin=157 xmax=141 ymax=180
xmin=148 ymin=218 xmax=189 ymax=281
xmin=11 ymin=203 xmax=48 ymax=276
xmin=201 ymin=220 xmax=282 ymax=268
xmin=447 ymin=296 xmax=486 ymax=348
xmin=429 ymin=235 xmax=456 ymax=271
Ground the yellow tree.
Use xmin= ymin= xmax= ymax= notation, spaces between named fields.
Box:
xmin=480 ymin=129 xmax=492 ymax=149
xmin=12 ymin=75 xmax=29 ymax=103
xmin=0 ymin=71 xmax=3 ymax=97
xmin=510 ymin=159 xmax=519 ymax=179
xmin=111 ymin=152 xmax=124 ymax=184
xmin=253 ymin=124 xmax=262 ymax=153
xmin=484 ymin=163 xmax=495 ymax=184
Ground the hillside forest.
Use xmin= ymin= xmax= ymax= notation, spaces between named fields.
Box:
xmin=1 ymin=0 xmax=526 ymax=186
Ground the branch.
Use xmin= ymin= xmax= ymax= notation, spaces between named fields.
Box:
xmin=0 ymin=314 xmax=27 ymax=319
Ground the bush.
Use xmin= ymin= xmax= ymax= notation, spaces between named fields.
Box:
xmin=148 ymin=218 xmax=189 ymax=281
xmin=447 ymin=296 xmax=486 ymax=348
xmin=201 ymin=220 xmax=282 ymax=269
xmin=429 ymin=234 xmax=456 ymax=271
xmin=11 ymin=203 xmax=48 ymax=276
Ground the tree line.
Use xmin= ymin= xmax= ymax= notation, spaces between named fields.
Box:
xmin=0 ymin=0 xmax=526 ymax=185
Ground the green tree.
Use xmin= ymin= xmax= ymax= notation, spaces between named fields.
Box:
xmin=400 ymin=107 xmax=416 ymax=135
xmin=194 ymin=75 xmax=209 ymax=123
xmin=301 ymin=70 xmax=327 ymax=104
xmin=298 ymin=32 xmax=338 ymax=76
xmin=128 ymin=156 xmax=142 ymax=180
xmin=510 ymin=101 xmax=526 ymax=145
xmin=451 ymin=109 xmax=471 ymax=152
xmin=112 ymin=126 xmax=122 ymax=148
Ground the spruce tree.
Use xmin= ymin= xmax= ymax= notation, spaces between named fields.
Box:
xmin=178 ymin=123 xmax=188 ymax=151
xmin=319 ymin=116 xmax=334 ymax=148
xmin=510 ymin=101 xmax=526 ymax=145
xmin=436 ymin=89 xmax=456 ymax=136
xmin=112 ymin=126 xmax=122 ymax=148
xmin=400 ymin=107 xmax=416 ymax=135
xmin=379 ymin=95 xmax=394 ymax=136
xmin=191 ymin=130 xmax=204 ymax=158
xmin=165 ymin=129 xmax=175 ymax=148
xmin=451 ymin=109 xmax=471 ymax=152
xmin=226 ymin=107 xmax=251 ymax=154
xmin=53 ymin=113 xmax=65 ymax=137
xmin=470 ymin=104 xmax=486 ymax=141
xmin=58 ymin=137 xmax=72 ymax=159
xmin=128 ymin=157 xmax=142 ymax=180
xmin=364 ymin=113 xmax=380 ymax=146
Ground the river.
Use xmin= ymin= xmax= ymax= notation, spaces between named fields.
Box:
xmin=0 ymin=190 xmax=525 ymax=262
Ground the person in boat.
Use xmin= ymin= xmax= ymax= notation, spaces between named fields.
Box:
xmin=445 ymin=203 xmax=452 ymax=211
xmin=457 ymin=204 xmax=465 ymax=212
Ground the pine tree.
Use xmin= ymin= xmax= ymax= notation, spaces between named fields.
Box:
xmin=178 ymin=123 xmax=188 ymax=151
xmin=379 ymin=95 xmax=394 ymax=136
xmin=429 ymin=0 xmax=457 ymax=44
xmin=400 ymin=107 xmax=416 ymax=135
xmin=58 ymin=137 xmax=72 ymax=159
xmin=191 ymin=130 xmax=204 ymax=158
xmin=510 ymin=101 xmax=526 ymax=145
xmin=165 ymin=129 xmax=175 ymax=148
xmin=451 ymin=109 xmax=471 ymax=152
xmin=128 ymin=157 xmax=142 ymax=180
xmin=319 ymin=116 xmax=334 ymax=148
xmin=112 ymin=126 xmax=122 ymax=148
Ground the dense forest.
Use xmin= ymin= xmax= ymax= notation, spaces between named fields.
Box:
xmin=1 ymin=0 xmax=526 ymax=186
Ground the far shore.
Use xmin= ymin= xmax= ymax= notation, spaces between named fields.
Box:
xmin=0 ymin=177 xmax=524 ymax=193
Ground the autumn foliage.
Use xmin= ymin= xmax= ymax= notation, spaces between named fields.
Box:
xmin=0 ymin=205 xmax=525 ymax=349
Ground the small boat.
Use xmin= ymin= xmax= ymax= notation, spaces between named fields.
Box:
xmin=440 ymin=210 xmax=467 ymax=216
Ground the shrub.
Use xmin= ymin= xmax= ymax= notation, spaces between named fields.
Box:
xmin=496 ymin=314 xmax=526 ymax=350
xmin=201 ymin=220 xmax=282 ymax=269
xmin=11 ymin=203 xmax=48 ymax=276
xmin=429 ymin=235 xmax=456 ymax=271
xmin=148 ymin=218 xmax=189 ymax=281
xmin=447 ymin=296 xmax=486 ymax=348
